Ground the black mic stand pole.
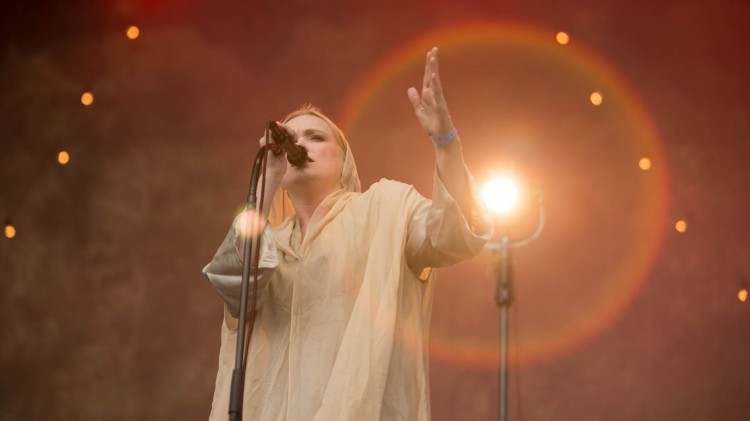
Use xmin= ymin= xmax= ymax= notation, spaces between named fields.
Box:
xmin=228 ymin=142 xmax=273 ymax=421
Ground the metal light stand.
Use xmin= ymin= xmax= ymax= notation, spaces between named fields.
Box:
xmin=486 ymin=195 xmax=544 ymax=421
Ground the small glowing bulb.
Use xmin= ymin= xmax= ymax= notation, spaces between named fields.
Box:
xmin=126 ymin=26 xmax=140 ymax=40
xmin=556 ymin=32 xmax=570 ymax=45
xmin=58 ymin=151 xmax=70 ymax=165
xmin=739 ymin=289 xmax=748 ymax=302
xmin=4 ymin=224 xmax=16 ymax=239
xmin=639 ymin=157 xmax=652 ymax=171
xmin=482 ymin=178 xmax=519 ymax=214
xmin=590 ymin=91 xmax=603 ymax=106
xmin=81 ymin=92 xmax=94 ymax=106
xmin=675 ymin=220 xmax=687 ymax=233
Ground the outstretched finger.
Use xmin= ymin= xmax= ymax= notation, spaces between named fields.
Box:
xmin=431 ymin=71 xmax=445 ymax=103
xmin=430 ymin=47 xmax=439 ymax=78
xmin=422 ymin=50 xmax=432 ymax=89
xmin=407 ymin=87 xmax=422 ymax=111
xmin=430 ymin=48 xmax=448 ymax=101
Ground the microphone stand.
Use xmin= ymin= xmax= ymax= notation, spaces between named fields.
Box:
xmin=486 ymin=195 xmax=544 ymax=421
xmin=228 ymin=141 xmax=273 ymax=421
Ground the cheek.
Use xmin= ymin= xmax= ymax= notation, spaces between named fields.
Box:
xmin=320 ymin=147 xmax=343 ymax=168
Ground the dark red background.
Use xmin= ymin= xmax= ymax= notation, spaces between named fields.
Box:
xmin=1 ymin=1 xmax=748 ymax=419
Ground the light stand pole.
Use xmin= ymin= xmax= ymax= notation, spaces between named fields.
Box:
xmin=486 ymin=197 xmax=544 ymax=421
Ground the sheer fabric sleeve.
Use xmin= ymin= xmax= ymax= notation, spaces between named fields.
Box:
xmin=405 ymin=165 xmax=493 ymax=277
xmin=202 ymin=216 xmax=279 ymax=317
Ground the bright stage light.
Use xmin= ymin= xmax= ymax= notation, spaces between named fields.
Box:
xmin=482 ymin=177 xmax=520 ymax=214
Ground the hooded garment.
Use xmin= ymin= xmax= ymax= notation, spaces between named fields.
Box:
xmin=203 ymin=132 xmax=492 ymax=421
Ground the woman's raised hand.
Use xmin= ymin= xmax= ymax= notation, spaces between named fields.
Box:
xmin=407 ymin=47 xmax=455 ymax=140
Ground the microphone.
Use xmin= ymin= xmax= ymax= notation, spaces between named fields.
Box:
xmin=267 ymin=120 xmax=308 ymax=166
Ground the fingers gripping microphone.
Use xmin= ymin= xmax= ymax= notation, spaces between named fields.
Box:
xmin=268 ymin=120 xmax=308 ymax=167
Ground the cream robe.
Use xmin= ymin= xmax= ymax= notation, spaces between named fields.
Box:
xmin=203 ymin=171 xmax=492 ymax=421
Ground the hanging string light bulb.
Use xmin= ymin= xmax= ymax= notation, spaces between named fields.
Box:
xmin=126 ymin=25 xmax=140 ymax=40
xmin=58 ymin=150 xmax=70 ymax=165
xmin=556 ymin=31 xmax=570 ymax=45
xmin=4 ymin=220 xmax=16 ymax=239
xmin=81 ymin=91 xmax=94 ymax=106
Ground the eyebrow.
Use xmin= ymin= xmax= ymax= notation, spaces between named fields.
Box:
xmin=301 ymin=128 xmax=327 ymax=136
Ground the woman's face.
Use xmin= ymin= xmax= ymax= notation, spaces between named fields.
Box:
xmin=280 ymin=114 xmax=344 ymax=196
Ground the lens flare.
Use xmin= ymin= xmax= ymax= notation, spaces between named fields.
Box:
xmin=234 ymin=209 xmax=267 ymax=238
xmin=482 ymin=178 xmax=519 ymax=214
xmin=338 ymin=20 xmax=670 ymax=368
xmin=739 ymin=289 xmax=748 ymax=302
xmin=556 ymin=31 xmax=570 ymax=45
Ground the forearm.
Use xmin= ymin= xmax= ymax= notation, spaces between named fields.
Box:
xmin=237 ymin=173 xmax=281 ymax=258
xmin=257 ymin=173 xmax=283 ymax=220
xmin=405 ymin=139 xmax=492 ymax=271
xmin=435 ymin=137 xmax=474 ymax=222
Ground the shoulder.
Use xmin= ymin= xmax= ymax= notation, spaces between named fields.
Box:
xmin=354 ymin=178 xmax=425 ymax=211
xmin=365 ymin=178 xmax=415 ymax=196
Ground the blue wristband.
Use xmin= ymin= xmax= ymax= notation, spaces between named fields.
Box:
xmin=429 ymin=128 xmax=458 ymax=147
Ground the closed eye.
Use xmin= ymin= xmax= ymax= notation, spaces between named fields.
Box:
xmin=302 ymin=128 xmax=327 ymax=142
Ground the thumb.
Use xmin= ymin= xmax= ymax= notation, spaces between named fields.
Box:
xmin=407 ymin=87 xmax=421 ymax=110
